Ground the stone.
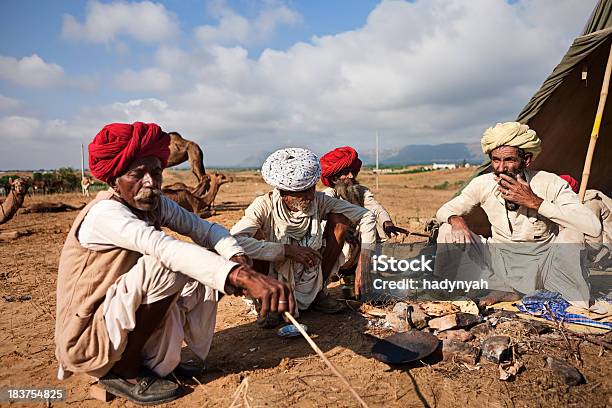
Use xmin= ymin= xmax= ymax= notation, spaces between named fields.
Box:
xmin=470 ymin=322 xmax=494 ymax=338
xmin=441 ymin=340 xmax=480 ymax=365
xmin=429 ymin=312 xmax=483 ymax=332
xmin=392 ymin=302 xmax=409 ymax=318
xmin=428 ymin=313 xmax=459 ymax=332
xmin=385 ymin=311 xmax=410 ymax=333
xmin=481 ymin=336 xmax=512 ymax=364
xmin=546 ymin=357 xmax=585 ymax=386
xmin=437 ymin=329 xmax=474 ymax=342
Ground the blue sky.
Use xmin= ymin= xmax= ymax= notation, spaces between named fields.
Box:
xmin=0 ymin=0 xmax=597 ymax=170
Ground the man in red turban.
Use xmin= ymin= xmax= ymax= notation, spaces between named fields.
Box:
xmin=560 ymin=174 xmax=611 ymax=269
xmin=56 ymin=122 xmax=294 ymax=405
xmin=319 ymin=146 xmax=408 ymax=288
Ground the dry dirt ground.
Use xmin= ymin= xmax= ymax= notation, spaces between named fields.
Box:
xmin=1 ymin=168 xmax=610 ymax=407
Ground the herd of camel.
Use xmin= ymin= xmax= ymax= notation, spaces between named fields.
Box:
xmin=0 ymin=132 xmax=232 ymax=227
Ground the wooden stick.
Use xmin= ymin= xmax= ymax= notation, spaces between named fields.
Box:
xmin=579 ymin=42 xmax=612 ymax=201
xmin=283 ymin=312 xmax=370 ymax=408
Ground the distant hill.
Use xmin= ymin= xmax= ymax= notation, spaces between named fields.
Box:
xmin=362 ymin=142 xmax=483 ymax=166
xmin=228 ymin=141 xmax=484 ymax=168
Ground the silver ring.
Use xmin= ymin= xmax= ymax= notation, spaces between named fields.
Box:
xmin=278 ymin=300 xmax=288 ymax=304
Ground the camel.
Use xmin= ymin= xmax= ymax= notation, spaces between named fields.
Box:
xmin=81 ymin=176 xmax=92 ymax=197
xmin=20 ymin=202 xmax=86 ymax=214
xmin=163 ymin=173 xmax=232 ymax=217
xmin=0 ymin=178 xmax=29 ymax=225
xmin=166 ymin=132 xmax=208 ymax=191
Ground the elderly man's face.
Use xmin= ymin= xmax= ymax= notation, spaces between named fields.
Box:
xmin=490 ymin=146 xmax=532 ymax=178
xmin=113 ymin=156 xmax=163 ymax=211
xmin=332 ymin=168 xmax=356 ymax=186
xmin=280 ymin=186 xmax=315 ymax=213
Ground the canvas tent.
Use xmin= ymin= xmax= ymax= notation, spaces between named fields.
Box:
xmin=463 ymin=0 xmax=612 ymax=236
xmin=479 ymin=0 xmax=612 ymax=195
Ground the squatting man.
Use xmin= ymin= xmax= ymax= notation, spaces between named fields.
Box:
xmin=434 ymin=122 xmax=601 ymax=307
xmin=231 ymin=148 xmax=378 ymax=326
xmin=54 ymin=122 xmax=296 ymax=405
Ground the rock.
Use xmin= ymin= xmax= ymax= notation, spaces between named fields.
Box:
xmin=428 ymin=313 xmax=459 ymax=332
xmin=546 ymin=357 xmax=585 ymax=386
xmin=442 ymin=340 xmax=480 ymax=365
xmin=406 ymin=304 xmax=429 ymax=329
xmin=429 ymin=312 xmax=483 ymax=332
xmin=481 ymin=336 xmax=512 ymax=364
xmin=392 ymin=302 xmax=409 ymax=318
xmin=470 ymin=322 xmax=494 ymax=338
xmin=437 ymin=329 xmax=474 ymax=342
xmin=420 ymin=301 xmax=460 ymax=317
xmin=385 ymin=311 xmax=410 ymax=333
xmin=455 ymin=312 xmax=483 ymax=328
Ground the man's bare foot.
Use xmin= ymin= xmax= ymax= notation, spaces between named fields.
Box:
xmin=478 ymin=290 xmax=521 ymax=307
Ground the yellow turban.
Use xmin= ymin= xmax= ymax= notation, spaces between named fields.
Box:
xmin=481 ymin=122 xmax=541 ymax=159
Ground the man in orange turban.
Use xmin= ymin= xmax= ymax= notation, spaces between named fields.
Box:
xmin=55 ymin=122 xmax=294 ymax=405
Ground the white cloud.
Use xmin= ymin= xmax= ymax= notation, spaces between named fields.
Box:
xmin=114 ymin=68 xmax=174 ymax=92
xmin=195 ymin=0 xmax=300 ymax=46
xmin=0 ymin=116 xmax=41 ymax=139
xmin=0 ymin=54 xmax=96 ymax=90
xmin=0 ymin=95 xmax=22 ymax=111
xmin=0 ymin=54 xmax=64 ymax=88
xmin=2 ymin=0 xmax=598 ymax=169
xmin=61 ymin=0 xmax=179 ymax=44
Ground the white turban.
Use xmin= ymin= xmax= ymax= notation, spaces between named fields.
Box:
xmin=481 ymin=122 xmax=542 ymax=159
xmin=261 ymin=148 xmax=321 ymax=192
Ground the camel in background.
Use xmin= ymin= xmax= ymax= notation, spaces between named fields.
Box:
xmin=0 ymin=178 xmax=29 ymax=225
xmin=81 ymin=176 xmax=92 ymax=197
xmin=163 ymin=173 xmax=232 ymax=217
xmin=166 ymin=132 xmax=210 ymax=196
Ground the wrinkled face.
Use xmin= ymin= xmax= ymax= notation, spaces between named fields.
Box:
xmin=331 ymin=168 xmax=356 ymax=186
xmin=280 ymin=186 xmax=315 ymax=213
xmin=112 ymin=156 xmax=163 ymax=211
xmin=490 ymin=146 xmax=532 ymax=178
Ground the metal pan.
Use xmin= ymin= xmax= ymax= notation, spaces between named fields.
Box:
xmin=371 ymin=331 xmax=439 ymax=364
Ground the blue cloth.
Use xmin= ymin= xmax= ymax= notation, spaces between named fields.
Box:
xmin=516 ymin=290 xmax=612 ymax=330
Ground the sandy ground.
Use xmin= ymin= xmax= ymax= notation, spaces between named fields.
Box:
xmin=0 ymin=168 xmax=610 ymax=407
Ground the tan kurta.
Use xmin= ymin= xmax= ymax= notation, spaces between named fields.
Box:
xmin=230 ymin=191 xmax=376 ymax=309
xmin=583 ymin=189 xmax=612 ymax=268
xmin=322 ymin=185 xmax=392 ymax=241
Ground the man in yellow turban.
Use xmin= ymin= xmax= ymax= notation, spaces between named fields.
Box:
xmin=434 ymin=122 xmax=601 ymax=308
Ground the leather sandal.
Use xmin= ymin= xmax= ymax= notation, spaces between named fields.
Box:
xmin=98 ymin=367 xmax=181 ymax=405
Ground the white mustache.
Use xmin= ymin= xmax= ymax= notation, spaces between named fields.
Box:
xmin=135 ymin=188 xmax=161 ymax=200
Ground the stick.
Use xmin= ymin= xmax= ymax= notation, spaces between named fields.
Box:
xmin=579 ymin=42 xmax=612 ymax=201
xmin=284 ymin=312 xmax=370 ymax=408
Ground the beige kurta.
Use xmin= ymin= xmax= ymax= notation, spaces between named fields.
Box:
xmin=583 ymin=189 xmax=612 ymax=268
xmin=434 ymin=170 xmax=601 ymax=307
xmin=322 ymin=185 xmax=393 ymax=269
xmin=230 ymin=191 xmax=376 ymax=309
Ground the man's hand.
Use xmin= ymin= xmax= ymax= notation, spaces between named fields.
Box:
xmin=227 ymin=266 xmax=296 ymax=317
xmin=284 ymin=244 xmax=322 ymax=268
xmin=230 ymin=253 xmax=253 ymax=267
xmin=496 ymin=173 xmax=544 ymax=210
xmin=383 ymin=221 xmax=409 ymax=237
xmin=448 ymin=215 xmax=473 ymax=248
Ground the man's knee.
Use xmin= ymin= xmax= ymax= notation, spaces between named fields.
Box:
xmin=138 ymin=255 xmax=190 ymax=303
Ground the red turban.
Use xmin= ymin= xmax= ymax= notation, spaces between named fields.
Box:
xmin=320 ymin=146 xmax=362 ymax=187
xmin=559 ymin=174 xmax=579 ymax=194
xmin=88 ymin=122 xmax=170 ymax=183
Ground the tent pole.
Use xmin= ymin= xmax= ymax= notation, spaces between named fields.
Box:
xmin=579 ymin=42 xmax=612 ymax=202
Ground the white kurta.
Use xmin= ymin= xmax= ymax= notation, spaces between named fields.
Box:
xmin=434 ymin=170 xmax=601 ymax=307
xmin=75 ymin=195 xmax=244 ymax=378
xmin=230 ymin=191 xmax=377 ymax=309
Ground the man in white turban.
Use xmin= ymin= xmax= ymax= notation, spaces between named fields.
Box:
xmin=231 ymin=148 xmax=377 ymax=326
xmin=434 ymin=122 xmax=601 ymax=308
